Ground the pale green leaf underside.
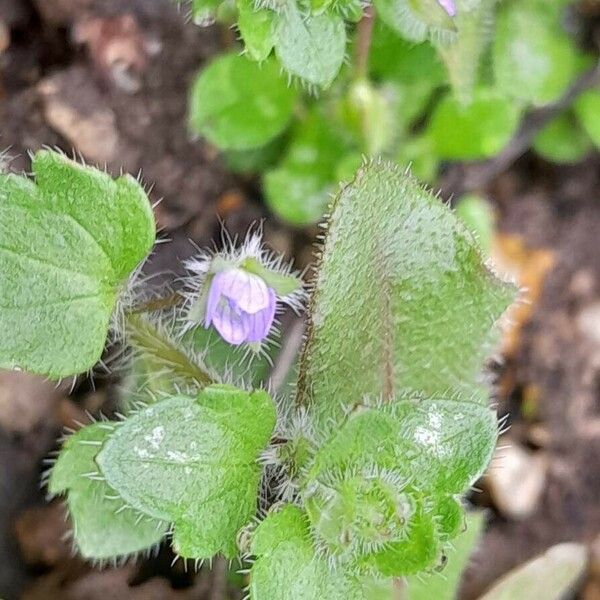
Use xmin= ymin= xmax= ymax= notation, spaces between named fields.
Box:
xmin=274 ymin=7 xmax=347 ymax=87
xmin=0 ymin=150 xmax=155 ymax=378
xmin=296 ymin=160 xmax=516 ymax=428
xmin=189 ymin=53 xmax=297 ymax=151
xmin=249 ymin=505 xmax=389 ymax=600
xmin=97 ymin=384 xmax=276 ymax=559
xmin=49 ymin=423 xmax=167 ymax=560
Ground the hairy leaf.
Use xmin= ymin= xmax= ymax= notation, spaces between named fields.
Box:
xmin=436 ymin=0 xmax=495 ymax=105
xmin=374 ymin=0 xmax=456 ymax=44
xmin=301 ymin=399 xmax=494 ymax=574
xmin=428 ymin=88 xmax=521 ymax=160
xmin=189 ymin=53 xmax=297 ymax=150
xmin=274 ymin=6 xmax=346 ymax=87
xmin=296 ymin=160 xmax=516 ymax=428
xmin=0 ymin=150 xmax=155 ymax=378
xmin=49 ymin=423 xmax=167 ymax=560
xmin=97 ymin=384 xmax=275 ymax=559
xmin=237 ymin=0 xmax=276 ymax=61
xmin=405 ymin=511 xmax=485 ymax=600
xmin=249 ymin=505 xmax=390 ymax=599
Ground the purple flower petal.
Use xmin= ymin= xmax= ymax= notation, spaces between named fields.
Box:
xmin=243 ymin=288 xmax=277 ymax=343
xmin=210 ymin=298 xmax=251 ymax=345
xmin=438 ymin=0 xmax=456 ymax=16
xmin=204 ymin=267 xmax=277 ymax=345
xmin=217 ymin=268 xmax=271 ymax=314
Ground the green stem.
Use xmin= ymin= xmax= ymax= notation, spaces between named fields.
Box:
xmin=125 ymin=313 xmax=215 ymax=388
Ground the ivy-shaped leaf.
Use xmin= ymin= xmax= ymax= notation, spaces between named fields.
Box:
xmin=264 ymin=109 xmax=350 ymax=225
xmin=428 ymin=88 xmax=521 ymax=160
xmin=0 ymin=150 xmax=155 ymax=378
xmin=97 ymin=384 xmax=276 ymax=559
xmin=493 ymin=0 xmax=579 ymax=106
xmin=532 ymin=111 xmax=591 ymax=164
xmin=296 ymin=160 xmax=516 ymax=429
xmin=274 ymin=5 xmax=347 ymax=87
xmin=49 ymin=423 xmax=168 ymax=560
xmin=189 ymin=53 xmax=297 ymax=151
xmin=249 ymin=505 xmax=392 ymax=599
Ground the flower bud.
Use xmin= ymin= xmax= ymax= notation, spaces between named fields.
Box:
xmin=183 ymin=231 xmax=304 ymax=347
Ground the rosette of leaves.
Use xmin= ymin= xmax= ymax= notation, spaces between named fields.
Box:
xmin=248 ymin=160 xmax=515 ymax=592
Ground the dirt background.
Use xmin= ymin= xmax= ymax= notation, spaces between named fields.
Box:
xmin=0 ymin=0 xmax=599 ymax=599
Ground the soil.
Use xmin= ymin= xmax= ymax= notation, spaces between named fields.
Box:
xmin=0 ymin=1 xmax=599 ymax=599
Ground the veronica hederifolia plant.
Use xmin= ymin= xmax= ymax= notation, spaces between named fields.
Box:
xmin=0 ymin=151 xmax=515 ymax=595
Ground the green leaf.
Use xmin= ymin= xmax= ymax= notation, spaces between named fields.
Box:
xmin=300 ymin=400 xmax=495 ymax=574
xmin=264 ymin=109 xmax=349 ymax=226
xmin=49 ymin=423 xmax=167 ymax=560
xmin=436 ymin=0 xmax=495 ymax=105
xmin=339 ymin=79 xmax=397 ymax=155
xmin=223 ymin=135 xmax=287 ymax=174
xmin=574 ymin=89 xmax=600 ymax=148
xmin=405 ymin=511 xmax=485 ymax=600
xmin=396 ymin=134 xmax=439 ymax=183
xmin=249 ymin=505 xmax=388 ymax=600
xmin=242 ymin=256 xmax=303 ymax=296
xmin=369 ymin=19 xmax=446 ymax=87
xmin=307 ymin=399 xmax=496 ymax=497
xmin=374 ymin=0 xmax=457 ymax=44
xmin=274 ymin=6 xmax=346 ymax=87
xmin=189 ymin=53 xmax=297 ymax=150
xmin=493 ymin=0 xmax=579 ymax=106
xmin=428 ymin=88 xmax=521 ymax=160
xmin=96 ymin=384 xmax=276 ymax=559
xmin=532 ymin=112 xmax=591 ymax=164
xmin=479 ymin=543 xmax=587 ymax=600
xmin=0 ymin=150 xmax=155 ymax=378
xmin=237 ymin=0 xmax=276 ymax=61
xmin=296 ymin=160 xmax=516 ymax=428
xmin=455 ymin=194 xmax=494 ymax=256
xmin=186 ymin=323 xmax=274 ymax=388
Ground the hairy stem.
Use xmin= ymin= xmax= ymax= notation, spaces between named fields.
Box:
xmin=125 ymin=313 xmax=215 ymax=388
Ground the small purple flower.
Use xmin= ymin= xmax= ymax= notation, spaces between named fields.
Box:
xmin=204 ymin=268 xmax=277 ymax=345
xmin=438 ymin=0 xmax=456 ymax=16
